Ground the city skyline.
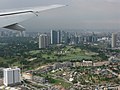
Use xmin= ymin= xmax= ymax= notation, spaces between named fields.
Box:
xmin=0 ymin=1 xmax=120 ymax=89
xmin=0 ymin=0 xmax=120 ymax=32
xmin=0 ymin=28 xmax=120 ymax=90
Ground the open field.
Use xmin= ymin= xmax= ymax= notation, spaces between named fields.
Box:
xmin=41 ymin=46 xmax=99 ymax=61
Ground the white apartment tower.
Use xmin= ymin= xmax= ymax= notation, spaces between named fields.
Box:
xmin=3 ymin=68 xmax=21 ymax=86
xmin=39 ymin=34 xmax=49 ymax=48
xmin=111 ymin=33 xmax=117 ymax=48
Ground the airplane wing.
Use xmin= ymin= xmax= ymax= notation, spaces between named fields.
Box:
xmin=0 ymin=5 xmax=66 ymax=31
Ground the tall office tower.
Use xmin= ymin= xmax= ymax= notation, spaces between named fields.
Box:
xmin=51 ymin=30 xmax=57 ymax=44
xmin=111 ymin=33 xmax=117 ymax=48
xmin=57 ymin=30 xmax=61 ymax=44
xmin=74 ymin=32 xmax=79 ymax=44
xmin=61 ymin=31 xmax=69 ymax=44
xmin=92 ymin=33 xmax=97 ymax=43
xmin=61 ymin=31 xmax=65 ymax=43
xmin=3 ymin=68 xmax=21 ymax=86
xmin=21 ymin=31 xmax=26 ymax=37
xmin=39 ymin=34 xmax=49 ymax=48
xmin=47 ymin=33 xmax=51 ymax=45
xmin=92 ymin=36 xmax=97 ymax=43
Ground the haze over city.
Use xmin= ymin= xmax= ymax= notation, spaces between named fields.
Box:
xmin=0 ymin=0 xmax=120 ymax=89
xmin=0 ymin=0 xmax=120 ymax=32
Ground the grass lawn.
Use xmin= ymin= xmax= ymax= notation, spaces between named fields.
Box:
xmin=52 ymin=79 xmax=72 ymax=89
xmin=29 ymin=50 xmax=40 ymax=55
xmin=41 ymin=47 xmax=96 ymax=61
xmin=60 ymin=54 xmax=92 ymax=60
xmin=39 ymin=73 xmax=72 ymax=89
xmin=47 ymin=77 xmax=72 ymax=89
xmin=29 ymin=46 xmax=100 ymax=61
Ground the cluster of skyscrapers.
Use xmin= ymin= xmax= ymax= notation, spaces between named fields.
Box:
xmin=39 ymin=30 xmax=98 ymax=48
xmin=0 ymin=30 xmax=119 ymax=49
xmin=39 ymin=30 xmax=62 ymax=48
xmin=0 ymin=30 xmax=26 ymax=37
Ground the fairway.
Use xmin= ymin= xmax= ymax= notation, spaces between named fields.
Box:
xmin=41 ymin=46 xmax=97 ymax=61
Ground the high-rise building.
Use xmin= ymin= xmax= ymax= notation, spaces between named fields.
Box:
xmin=61 ymin=31 xmax=69 ymax=44
xmin=92 ymin=33 xmax=98 ymax=43
xmin=51 ymin=30 xmax=58 ymax=44
xmin=3 ymin=68 xmax=21 ymax=86
xmin=21 ymin=31 xmax=26 ymax=37
xmin=111 ymin=33 xmax=117 ymax=48
xmin=57 ymin=30 xmax=61 ymax=44
xmin=39 ymin=34 xmax=49 ymax=48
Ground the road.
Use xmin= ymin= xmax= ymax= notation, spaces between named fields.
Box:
xmin=107 ymin=69 xmax=119 ymax=76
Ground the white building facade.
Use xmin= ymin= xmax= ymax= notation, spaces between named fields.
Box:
xmin=3 ymin=68 xmax=21 ymax=86
xmin=111 ymin=33 xmax=117 ymax=48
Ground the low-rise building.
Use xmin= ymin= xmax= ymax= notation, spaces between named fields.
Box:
xmin=81 ymin=60 xmax=93 ymax=66
xmin=22 ymin=72 xmax=33 ymax=80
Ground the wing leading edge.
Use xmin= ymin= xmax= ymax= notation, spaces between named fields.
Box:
xmin=0 ymin=4 xmax=66 ymax=31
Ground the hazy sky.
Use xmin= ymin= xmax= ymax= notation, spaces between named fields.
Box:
xmin=0 ymin=0 xmax=120 ymax=32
